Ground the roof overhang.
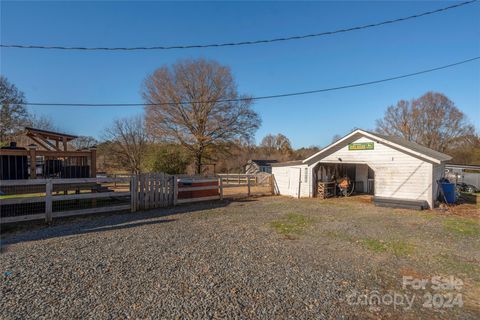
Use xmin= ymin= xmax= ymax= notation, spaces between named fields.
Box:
xmin=303 ymin=129 xmax=448 ymax=165
xmin=25 ymin=127 xmax=78 ymax=141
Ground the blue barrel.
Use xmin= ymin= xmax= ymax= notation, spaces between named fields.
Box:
xmin=441 ymin=183 xmax=456 ymax=204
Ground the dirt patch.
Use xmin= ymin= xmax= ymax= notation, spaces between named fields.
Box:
xmin=438 ymin=193 xmax=480 ymax=219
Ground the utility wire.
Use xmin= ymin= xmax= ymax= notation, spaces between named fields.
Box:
xmin=23 ymin=56 xmax=480 ymax=107
xmin=1 ymin=0 xmax=476 ymax=51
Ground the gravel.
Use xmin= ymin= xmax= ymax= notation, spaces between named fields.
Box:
xmin=1 ymin=196 xmax=479 ymax=319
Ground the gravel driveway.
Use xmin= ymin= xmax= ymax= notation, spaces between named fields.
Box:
xmin=1 ymin=196 xmax=479 ymax=319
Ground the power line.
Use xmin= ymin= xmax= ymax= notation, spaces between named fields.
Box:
xmin=23 ymin=56 xmax=480 ymax=107
xmin=1 ymin=0 xmax=476 ymax=51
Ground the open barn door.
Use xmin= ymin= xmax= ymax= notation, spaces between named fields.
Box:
xmin=288 ymin=168 xmax=301 ymax=198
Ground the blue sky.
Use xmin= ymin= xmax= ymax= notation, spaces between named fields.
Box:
xmin=1 ymin=1 xmax=479 ymax=148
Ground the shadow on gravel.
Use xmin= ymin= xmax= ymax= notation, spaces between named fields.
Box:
xmin=1 ymin=200 xmax=232 ymax=248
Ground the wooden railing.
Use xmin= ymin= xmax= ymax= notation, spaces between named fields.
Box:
xmin=1 ymin=177 xmax=131 ymax=224
xmin=0 ymin=147 xmax=97 ymax=179
xmin=217 ymin=173 xmax=257 ymax=185
xmin=217 ymin=173 xmax=274 ymax=197
xmin=177 ymin=177 xmax=221 ymax=204
xmin=1 ymin=173 xmax=274 ymax=224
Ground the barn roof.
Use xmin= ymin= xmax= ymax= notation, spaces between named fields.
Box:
xmin=249 ymin=159 xmax=279 ymax=166
xmin=271 ymin=160 xmax=304 ymax=167
xmin=368 ymin=131 xmax=452 ymax=162
xmin=303 ymin=129 xmax=452 ymax=165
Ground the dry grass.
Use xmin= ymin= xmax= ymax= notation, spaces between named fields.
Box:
xmin=270 ymin=213 xmax=312 ymax=239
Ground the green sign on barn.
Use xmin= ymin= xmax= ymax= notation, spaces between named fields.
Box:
xmin=348 ymin=142 xmax=374 ymax=150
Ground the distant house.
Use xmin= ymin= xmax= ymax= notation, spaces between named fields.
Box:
xmin=245 ymin=160 xmax=278 ymax=174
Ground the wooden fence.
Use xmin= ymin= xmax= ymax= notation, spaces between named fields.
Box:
xmin=177 ymin=177 xmax=221 ymax=204
xmin=1 ymin=175 xmax=223 ymax=223
xmin=0 ymin=177 xmax=131 ymax=224
xmin=1 ymin=173 xmax=272 ymax=224
xmin=218 ymin=173 xmax=274 ymax=197
xmin=131 ymin=173 xmax=175 ymax=211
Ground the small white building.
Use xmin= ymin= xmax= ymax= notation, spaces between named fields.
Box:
xmin=271 ymin=129 xmax=452 ymax=209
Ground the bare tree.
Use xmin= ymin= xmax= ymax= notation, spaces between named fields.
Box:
xmin=447 ymin=133 xmax=480 ymax=164
xmin=70 ymin=136 xmax=98 ymax=150
xmin=260 ymin=133 xmax=292 ymax=155
xmin=260 ymin=134 xmax=276 ymax=155
xmin=0 ymin=76 xmax=29 ymax=143
xmin=376 ymin=92 xmax=475 ymax=152
xmin=28 ymin=114 xmax=57 ymax=131
xmin=275 ymin=134 xmax=292 ymax=154
xmin=143 ymin=59 xmax=260 ymax=174
xmin=102 ymin=116 xmax=150 ymax=174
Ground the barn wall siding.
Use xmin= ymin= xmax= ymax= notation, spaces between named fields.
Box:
xmin=272 ymin=166 xmax=290 ymax=195
xmin=314 ymin=136 xmax=434 ymax=207
xmin=272 ymin=135 xmax=446 ymax=208
xmin=272 ymin=165 xmax=308 ymax=197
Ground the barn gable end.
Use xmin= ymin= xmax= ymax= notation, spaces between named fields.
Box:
xmin=272 ymin=129 xmax=452 ymax=209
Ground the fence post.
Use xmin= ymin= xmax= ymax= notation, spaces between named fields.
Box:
xmin=173 ymin=175 xmax=178 ymax=206
xmin=90 ymin=147 xmax=97 ymax=178
xmin=130 ymin=175 xmax=137 ymax=212
xmin=247 ymin=176 xmax=251 ymax=196
xmin=45 ymin=179 xmax=53 ymax=223
xmin=270 ymin=174 xmax=275 ymax=195
xmin=219 ymin=177 xmax=223 ymax=200
xmin=144 ymin=173 xmax=150 ymax=210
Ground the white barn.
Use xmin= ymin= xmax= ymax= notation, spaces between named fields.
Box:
xmin=271 ymin=129 xmax=452 ymax=209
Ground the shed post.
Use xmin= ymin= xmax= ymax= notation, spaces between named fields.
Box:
xmin=28 ymin=144 xmax=37 ymax=179
xmin=62 ymin=137 xmax=68 ymax=151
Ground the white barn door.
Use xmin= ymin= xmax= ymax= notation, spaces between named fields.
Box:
xmin=288 ymin=168 xmax=301 ymax=198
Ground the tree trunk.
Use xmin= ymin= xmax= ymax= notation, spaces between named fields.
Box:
xmin=195 ymin=152 xmax=202 ymax=175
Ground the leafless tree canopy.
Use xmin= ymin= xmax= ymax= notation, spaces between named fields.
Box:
xmin=142 ymin=59 xmax=260 ymax=173
xmin=0 ymin=76 xmax=29 ymax=143
xmin=376 ymin=92 xmax=475 ymax=152
xmin=260 ymin=133 xmax=292 ymax=155
xmin=102 ymin=116 xmax=150 ymax=174
xmin=28 ymin=114 xmax=57 ymax=132
xmin=70 ymin=136 xmax=98 ymax=150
